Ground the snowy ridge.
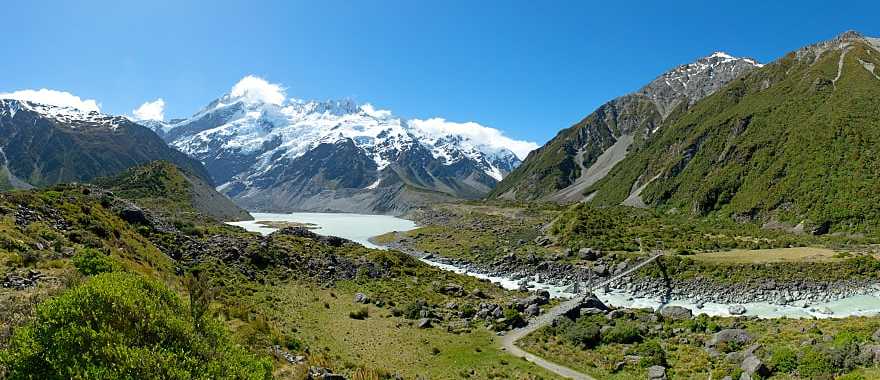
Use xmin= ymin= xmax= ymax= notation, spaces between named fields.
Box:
xmin=166 ymin=92 xmax=522 ymax=187
xmin=637 ymin=51 xmax=763 ymax=120
xmin=653 ymin=51 xmax=762 ymax=93
xmin=0 ymin=99 xmax=129 ymax=130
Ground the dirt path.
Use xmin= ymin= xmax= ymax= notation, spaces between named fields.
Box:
xmin=500 ymin=253 xmax=663 ymax=379
xmin=499 ymin=295 xmax=597 ymax=380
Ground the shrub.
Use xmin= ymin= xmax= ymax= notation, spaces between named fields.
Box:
xmin=797 ymin=346 xmax=835 ymax=379
xmin=71 ymin=248 xmax=116 ymax=275
xmin=401 ymin=300 xmax=426 ymax=319
xmin=768 ymin=345 xmax=798 ymax=373
xmin=349 ymin=306 xmax=369 ymax=320
xmin=459 ymin=304 xmax=476 ymax=319
xmin=602 ymin=321 xmax=643 ymax=344
xmin=1 ymin=272 xmax=272 ymax=380
xmin=503 ymin=308 xmax=525 ymax=328
xmin=635 ymin=339 xmax=667 ymax=367
xmin=561 ymin=320 xmax=601 ymax=348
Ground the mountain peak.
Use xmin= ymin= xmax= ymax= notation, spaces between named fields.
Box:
xmin=834 ymin=30 xmax=864 ymax=41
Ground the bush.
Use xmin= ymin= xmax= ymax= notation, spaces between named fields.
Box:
xmin=1 ymin=272 xmax=272 ymax=380
xmin=768 ymin=345 xmax=798 ymax=373
xmin=561 ymin=320 xmax=601 ymax=348
xmin=349 ymin=306 xmax=369 ymax=320
xmin=459 ymin=304 xmax=476 ymax=319
xmin=71 ymin=248 xmax=116 ymax=275
xmin=602 ymin=321 xmax=643 ymax=344
xmin=797 ymin=346 xmax=835 ymax=379
xmin=401 ymin=300 xmax=426 ymax=319
xmin=503 ymin=308 xmax=525 ymax=328
xmin=635 ymin=339 xmax=667 ymax=367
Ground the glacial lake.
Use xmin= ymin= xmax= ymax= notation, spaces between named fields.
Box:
xmin=229 ymin=212 xmax=880 ymax=319
xmin=227 ymin=212 xmax=418 ymax=249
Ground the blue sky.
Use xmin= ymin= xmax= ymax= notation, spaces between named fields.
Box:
xmin=1 ymin=0 xmax=877 ymax=148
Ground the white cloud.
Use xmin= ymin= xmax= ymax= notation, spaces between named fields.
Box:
xmin=360 ymin=103 xmax=392 ymax=119
xmin=0 ymin=88 xmax=101 ymax=112
xmin=131 ymin=98 xmax=165 ymax=121
xmin=230 ymin=75 xmax=286 ymax=105
xmin=408 ymin=117 xmax=539 ymax=159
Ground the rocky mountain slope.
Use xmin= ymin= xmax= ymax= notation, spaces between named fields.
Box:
xmin=490 ymin=52 xmax=761 ymax=202
xmin=157 ymin=90 xmax=522 ymax=214
xmin=0 ymin=99 xmax=212 ymax=189
xmin=585 ymin=31 xmax=880 ymax=233
xmin=95 ymin=161 xmax=252 ymax=222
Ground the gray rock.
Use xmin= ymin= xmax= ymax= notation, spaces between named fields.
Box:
xmin=873 ymin=328 xmax=880 ymax=342
xmin=647 ymin=365 xmax=667 ymax=380
xmin=659 ymin=305 xmax=693 ymax=320
xmin=728 ymin=305 xmax=747 ymax=315
xmin=860 ymin=344 xmax=880 ymax=364
xmin=741 ymin=354 xmax=767 ymax=377
xmin=492 ymin=306 xmax=504 ymax=318
xmin=578 ymin=248 xmax=598 ymax=261
xmin=524 ymin=304 xmax=540 ymax=317
xmin=119 ymin=205 xmax=149 ymax=225
xmin=708 ymin=329 xmax=753 ymax=349
xmin=353 ymin=292 xmax=370 ymax=304
xmin=417 ymin=318 xmax=432 ymax=329
xmin=607 ymin=309 xmax=627 ymax=320
xmin=442 ymin=283 xmax=463 ymax=295
xmin=580 ymin=307 xmax=605 ymax=315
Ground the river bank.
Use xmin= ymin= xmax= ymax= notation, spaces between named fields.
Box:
xmin=389 ymin=242 xmax=880 ymax=319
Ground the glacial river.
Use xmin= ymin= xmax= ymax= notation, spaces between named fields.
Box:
xmin=229 ymin=212 xmax=880 ymax=319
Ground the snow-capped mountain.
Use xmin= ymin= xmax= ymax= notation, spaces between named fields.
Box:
xmin=158 ymin=87 xmax=524 ymax=214
xmin=637 ymin=51 xmax=764 ymax=118
xmin=0 ymin=99 xmax=211 ymax=189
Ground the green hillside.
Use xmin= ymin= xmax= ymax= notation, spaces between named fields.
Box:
xmin=95 ymin=161 xmax=252 ymax=222
xmin=586 ymin=32 xmax=880 ymax=234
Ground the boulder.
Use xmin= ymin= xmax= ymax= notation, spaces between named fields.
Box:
xmin=873 ymin=328 xmax=880 ymax=342
xmin=659 ymin=305 xmax=693 ymax=321
xmin=565 ymin=294 xmax=608 ymax=320
xmin=580 ymin=307 xmax=605 ymax=315
xmin=647 ymin=365 xmax=667 ymax=380
xmin=417 ymin=318 xmax=432 ymax=329
xmin=492 ymin=306 xmax=504 ymax=318
xmin=708 ymin=329 xmax=753 ymax=350
xmin=606 ymin=309 xmax=627 ymax=320
xmin=728 ymin=305 xmax=747 ymax=315
xmin=860 ymin=344 xmax=880 ymax=364
xmin=353 ymin=293 xmax=370 ymax=304
xmin=442 ymin=283 xmax=463 ymax=296
xmin=119 ymin=205 xmax=149 ymax=225
xmin=524 ymin=304 xmax=540 ymax=317
xmin=524 ymin=294 xmax=548 ymax=307
xmin=578 ymin=248 xmax=598 ymax=261
xmin=740 ymin=354 xmax=768 ymax=377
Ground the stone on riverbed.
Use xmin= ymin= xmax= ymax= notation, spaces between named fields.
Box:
xmin=728 ymin=305 xmax=747 ymax=315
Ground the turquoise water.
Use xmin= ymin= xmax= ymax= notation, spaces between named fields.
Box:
xmin=227 ymin=212 xmax=418 ymax=249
